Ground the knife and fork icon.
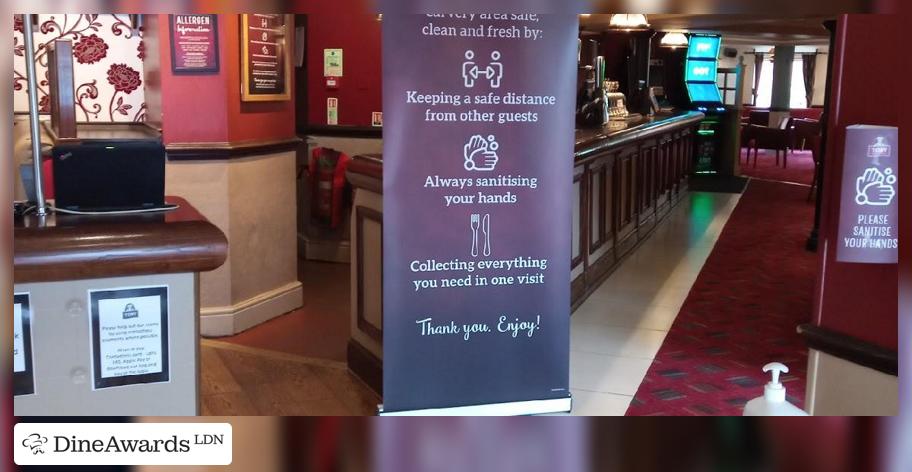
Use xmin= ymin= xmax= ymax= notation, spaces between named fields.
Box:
xmin=470 ymin=213 xmax=491 ymax=257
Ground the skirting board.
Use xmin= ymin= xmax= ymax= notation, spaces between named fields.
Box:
xmin=378 ymin=395 xmax=572 ymax=416
xmin=200 ymin=281 xmax=303 ymax=337
xmin=298 ymin=234 xmax=351 ymax=263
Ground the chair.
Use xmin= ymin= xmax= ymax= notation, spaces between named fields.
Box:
xmin=741 ymin=124 xmax=758 ymax=166
xmin=791 ymin=118 xmax=822 ymax=151
xmin=775 ymin=116 xmax=794 ymax=159
xmin=748 ymin=110 xmax=770 ymax=126
xmin=749 ymin=125 xmax=790 ymax=168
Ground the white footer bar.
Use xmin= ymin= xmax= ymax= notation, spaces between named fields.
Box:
xmin=378 ymin=395 xmax=572 ymax=416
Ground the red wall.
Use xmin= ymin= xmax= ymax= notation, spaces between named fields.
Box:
xmin=813 ymin=14 xmax=900 ymax=350
xmin=157 ymin=14 xmax=295 ymax=145
xmin=296 ymin=1 xmax=382 ymax=128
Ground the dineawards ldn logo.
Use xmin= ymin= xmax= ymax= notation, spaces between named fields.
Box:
xmin=21 ymin=433 xmax=49 ymax=454
xmin=14 ymin=423 xmax=232 ymax=466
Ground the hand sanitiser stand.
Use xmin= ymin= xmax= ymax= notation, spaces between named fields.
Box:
xmin=743 ymin=362 xmax=808 ymax=416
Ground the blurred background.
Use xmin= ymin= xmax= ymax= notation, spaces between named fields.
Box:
xmin=15 ymin=416 xmax=899 ymax=471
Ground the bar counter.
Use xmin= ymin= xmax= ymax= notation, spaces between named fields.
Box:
xmin=13 ymin=197 xmax=227 ymax=415
xmin=569 ymin=110 xmax=703 ymax=305
xmin=15 ymin=196 xmax=227 ymax=283
xmin=344 ymin=110 xmax=704 ymax=392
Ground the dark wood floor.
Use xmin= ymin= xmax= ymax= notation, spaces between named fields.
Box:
xmin=200 ymin=340 xmax=379 ymax=416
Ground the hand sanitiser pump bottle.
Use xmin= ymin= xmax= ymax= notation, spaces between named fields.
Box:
xmin=743 ymin=362 xmax=808 ymax=416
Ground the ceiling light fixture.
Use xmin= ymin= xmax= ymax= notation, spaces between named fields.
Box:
xmin=608 ymin=14 xmax=649 ymax=30
xmin=660 ymin=32 xmax=689 ymax=48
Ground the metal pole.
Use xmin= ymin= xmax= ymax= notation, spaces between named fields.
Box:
xmin=23 ymin=14 xmax=48 ymax=216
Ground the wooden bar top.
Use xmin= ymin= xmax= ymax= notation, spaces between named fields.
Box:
xmin=574 ymin=110 xmax=705 ymax=161
xmin=344 ymin=111 xmax=705 ymax=189
xmin=346 ymin=154 xmax=383 ymax=194
xmin=14 ymin=197 xmax=227 ymax=283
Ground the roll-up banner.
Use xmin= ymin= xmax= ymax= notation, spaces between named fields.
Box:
xmin=382 ymin=14 xmax=577 ymax=415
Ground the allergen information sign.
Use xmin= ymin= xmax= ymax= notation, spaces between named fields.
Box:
xmin=13 ymin=293 xmax=35 ymax=396
xmin=89 ymin=286 xmax=170 ymax=390
xmin=836 ymin=125 xmax=899 ymax=263
xmin=169 ymin=14 xmax=220 ymax=74
xmin=382 ymin=14 xmax=578 ymax=414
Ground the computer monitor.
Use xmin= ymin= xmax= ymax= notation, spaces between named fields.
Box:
xmin=52 ymin=140 xmax=167 ymax=212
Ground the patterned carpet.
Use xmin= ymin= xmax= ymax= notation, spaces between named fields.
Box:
xmin=740 ymin=149 xmax=816 ymax=186
xmin=626 ymin=179 xmax=816 ymax=416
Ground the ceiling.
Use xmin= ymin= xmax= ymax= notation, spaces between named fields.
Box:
xmin=579 ymin=14 xmax=833 ymax=45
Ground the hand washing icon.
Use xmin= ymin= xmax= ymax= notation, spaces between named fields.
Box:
xmin=462 ymin=50 xmax=503 ymax=88
xmin=463 ymin=135 xmax=500 ymax=171
xmin=855 ymin=167 xmax=896 ymax=206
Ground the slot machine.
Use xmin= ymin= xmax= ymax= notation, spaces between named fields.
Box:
xmin=684 ymin=34 xmax=727 ymax=174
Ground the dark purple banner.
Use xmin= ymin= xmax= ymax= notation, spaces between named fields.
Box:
xmin=836 ymin=125 xmax=898 ymax=264
xmin=382 ymin=14 xmax=577 ymax=413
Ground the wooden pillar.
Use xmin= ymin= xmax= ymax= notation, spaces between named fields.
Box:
xmin=46 ymin=40 xmax=77 ymax=138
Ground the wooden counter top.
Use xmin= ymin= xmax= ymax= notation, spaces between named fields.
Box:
xmin=574 ymin=111 xmax=705 ymax=161
xmin=344 ymin=111 xmax=705 ymax=189
xmin=346 ymin=154 xmax=383 ymax=194
xmin=14 ymin=197 xmax=227 ymax=283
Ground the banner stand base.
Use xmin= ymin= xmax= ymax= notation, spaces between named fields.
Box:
xmin=377 ymin=395 xmax=572 ymax=416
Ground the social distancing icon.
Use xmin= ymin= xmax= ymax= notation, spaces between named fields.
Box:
xmin=462 ymin=50 xmax=503 ymax=88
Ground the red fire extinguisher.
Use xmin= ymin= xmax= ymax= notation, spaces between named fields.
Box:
xmin=309 ymin=147 xmax=351 ymax=229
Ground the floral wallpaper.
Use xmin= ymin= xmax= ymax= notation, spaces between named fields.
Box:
xmin=13 ymin=14 xmax=146 ymax=122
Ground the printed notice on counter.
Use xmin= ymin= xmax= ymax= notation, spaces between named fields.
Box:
xmin=13 ymin=293 xmax=35 ymax=396
xmin=90 ymin=286 xmax=170 ymax=389
xmin=837 ymin=125 xmax=898 ymax=263
xmin=382 ymin=14 xmax=577 ymax=413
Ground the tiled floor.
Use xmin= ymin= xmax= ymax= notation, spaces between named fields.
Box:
xmin=569 ymin=192 xmax=741 ymax=416
xmin=204 ymin=192 xmax=739 ymax=416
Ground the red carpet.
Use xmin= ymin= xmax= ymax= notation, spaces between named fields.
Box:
xmin=626 ymin=179 xmax=816 ymax=416
xmin=740 ymin=149 xmax=815 ymax=186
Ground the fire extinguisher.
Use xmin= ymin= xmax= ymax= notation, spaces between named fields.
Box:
xmin=309 ymin=147 xmax=351 ymax=229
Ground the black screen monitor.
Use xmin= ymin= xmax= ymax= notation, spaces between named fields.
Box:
xmin=52 ymin=140 xmax=166 ymax=212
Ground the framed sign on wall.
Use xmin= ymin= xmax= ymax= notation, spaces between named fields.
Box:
xmin=240 ymin=13 xmax=293 ymax=102
xmin=169 ymin=14 xmax=220 ymax=74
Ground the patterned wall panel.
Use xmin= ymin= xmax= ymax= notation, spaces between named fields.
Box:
xmin=13 ymin=14 xmax=146 ymax=122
